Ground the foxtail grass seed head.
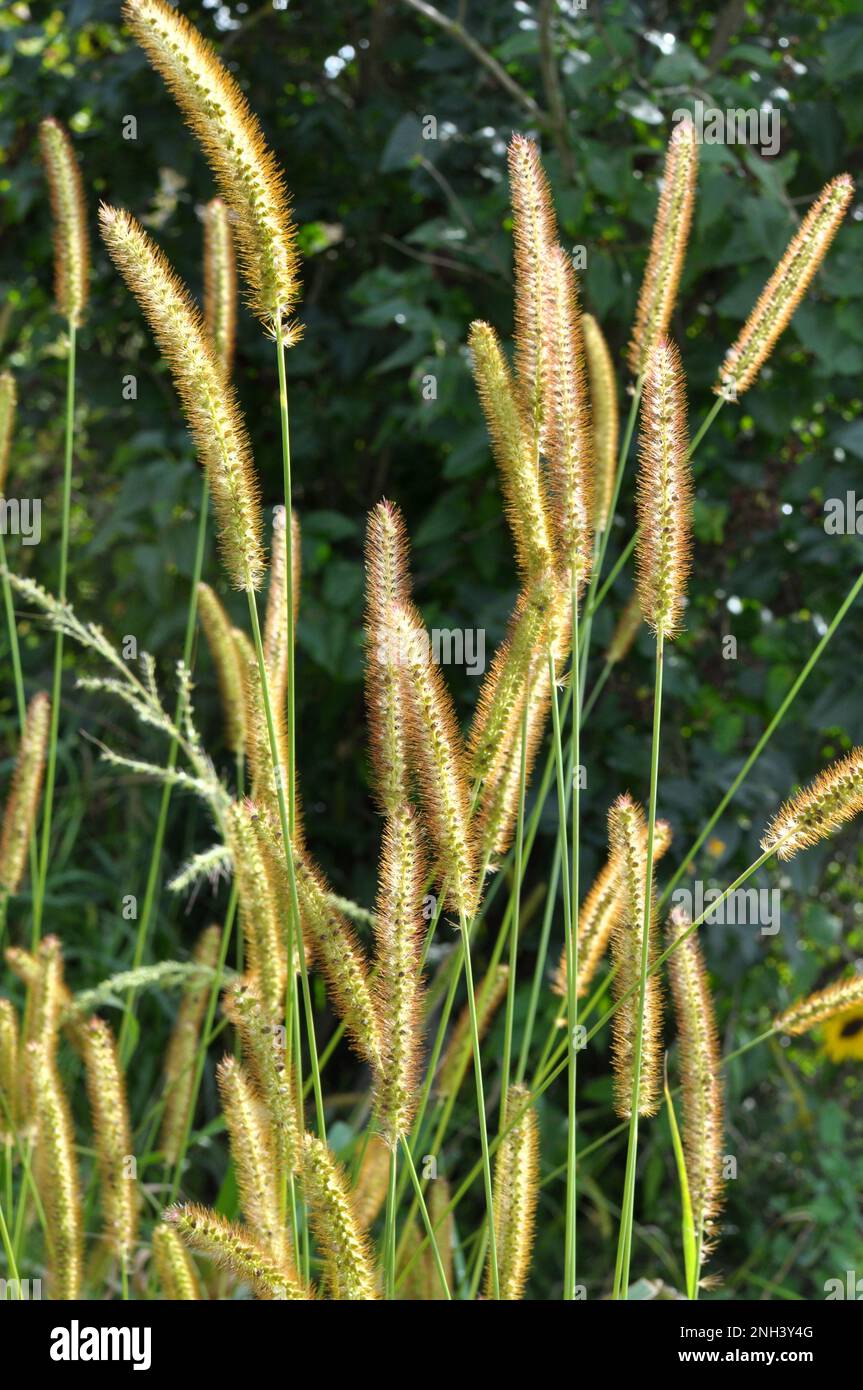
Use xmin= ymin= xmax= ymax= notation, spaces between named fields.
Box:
xmin=197 ymin=582 xmax=247 ymax=756
xmin=160 ymin=924 xmax=222 ymax=1167
xmin=124 ymin=0 xmax=300 ymax=335
xmin=166 ymin=1203 xmax=308 ymax=1300
xmin=544 ymin=246 xmax=594 ymax=596
xmin=100 ymin=205 xmax=264 ymax=590
xmin=203 ymin=196 xmax=237 ymax=376
xmin=468 ymin=320 xmax=555 ymax=580
xmin=263 ymin=505 xmax=301 ymax=709
xmin=364 ymin=501 xmax=412 ymax=816
xmin=581 ymin=314 xmax=619 ymax=531
xmin=372 ymin=804 xmax=426 ymax=1145
xmin=606 ymin=590 xmax=643 ymax=666
xmin=487 ymin=1083 xmax=539 ymax=1300
xmin=0 ymin=998 xmax=19 ymax=1142
xmin=438 ymin=964 xmax=509 ymax=1098
xmin=716 ymin=174 xmax=854 ymax=401
xmin=774 ymin=971 xmax=863 ymax=1037
xmin=0 ymin=691 xmax=50 ymax=900
xmin=761 ymin=747 xmax=863 ymax=860
xmin=82 ymin=1016 xmax=138 ymax=1257
xmin=224 ymin=980 xmax=301 ymax=1178
xmin=608 ymin=794 xmax=663 ymax=1119
xmin=216 ymin=1054 xmax=286 ymax=1264
xmin=393 ymin=602 xmax=478 ymax=916
xmin=628 ymin=121 xmax=697 ymax=378
xmin=226 ymin=800 xmax=285 ymax=1019
xmin=0 ymin=370 xmax=17 ymax=495
xmin=301 ymin=1134 xmax=377 ymax=1300
xmin=666 ymin=906 xmax=725 ymax=1256
xmin=28 ymin=1039 xmax=83 ymax=1299
xmin=39 ymin=117 xmax=89 ymax=327
xmin=152 ymin=1222 xmax=202 ymax=1300
xmin=28 ymin=934 xmax=66 ymax=1057
xmin=508 ymin=135 xmax=558 ymax=456
xmin=635 ymin=339 xmax=692 ymax=641
xmin=352 ymin=1134 xmax=391 ymax=1229
xmin=401 ymin=1177 xmax=454 ymax=1300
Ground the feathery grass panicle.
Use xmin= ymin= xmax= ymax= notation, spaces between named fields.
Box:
xmin=392 ymin=602 xmax=477 ymax=915
xmin=761 ymin=747 xmax=863 ymax=860
xmin=553 ymin=818 xmax=672 ymax=1000
xmin=372 ymin=804 xmax=426 ymax=1145
xmin=82 ymin=1015 xmax=138 ymax=1258
xmin=364 ymin=501 xmax=412 ymax=816
xmin=635 ymin=339 xmax=692 ymax=641
xmin=438 ymin=963 xmax=509 ymax=1097
xmin=608 ymin=795 xmax=663 ymax=1118
xmin=203 ymin=197 xmax=237 ymax=376
xmin=124 ymin=0 xmax=300 ymax=335
xmin=236 ymin=634 xmax=290 ymax=826
xmin=301 ymin=1133 xmax=377 ymax=1300
xmin=582 ymin=314 xmax=619 ymax=531
xmin=166 ymin=1203 xmax=308 ymax=1299
xmin=160 ymin=924 xmax=221 ymax=1167
xmin=606 ymin=591 xmax=643 ymax=666
xmin=468 ymin=321 xmax=554 ymax=580
xmin=666 ymin=906 xmax=724 ymax=1256
xmin=263 ymin=505 xmax=300 ymax=711
xmin=0 ymin=998 xmax=19 ymax=1141
xmin=545 ymin=246 xmax=594 ymax=596
xmin=352 ymin=1134 xmax=391 ymax=1229
xmin=0 ymin=370 xmax=17 ymax=493
xmin=487 ymin=1083 xmax=539 ymax=1300
xmin=216 ymin=1054 xmax=286 ymax=1263
xmin=224 ymin=980 xmax=301 ymax=1178
xmin=717 ymin=174 xmax=854 ymax=401
xmin=774 ymin=971 xmax=863 ymax=1036
xmin=508 ymin=135 xmax=558 ymax=456
xmin=197 ymin=583 xmax=246 ymax=756
xmin=295 ymin=851 xmax=382 ymax=1068
xmin=39 ymin=117 xmax=89 ymax=327
xmin=99 ymin=205 xmax=264 ymax=590
xmin=226 ymin=800 xmax=285 ymax=1019
xmin=152 ymin=1222 xmax=202 ymax=1299
xmin=27 ymin=934 xmax=66 ymax=1059
xmin=28 ymin=1039 xmax=82 ymax=1299
xmin=0 ymin=691 xmax=50 ymax=900
xmin=628 ymin=121 xmax=698 ymax=378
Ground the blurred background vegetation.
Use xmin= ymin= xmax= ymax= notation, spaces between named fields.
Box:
xmin=1 ymin=0 xmax=862 ymax=1298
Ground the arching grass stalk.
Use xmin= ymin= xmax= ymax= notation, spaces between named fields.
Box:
xmin=0 ymin=532 xmax=40 ymax=918
xmin=459 ymin=905 xmax=499 ymax=1299
xmin=118 ymin=477 xmax=210 ymax=1064
xmin=565 ymin=586 xmax=580 ymax=1299
xmin=32 ymin=324 xmax=76 ymax=948
xmin=384 ymin=1147 xmax=397 ymax=1300
xmin=499 ymin=694 xmax=530 ymax=1120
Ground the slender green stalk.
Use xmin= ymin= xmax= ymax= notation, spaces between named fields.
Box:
xmin=32 ymin=323 xmax=76 ymax=947
xmin=0 ymin=1191 xmax=19 ymax=1294
xmin=547 ymin=652 xmax=573 ymax=1293
xmin=0 ymin=530 xmax=39 ymax=923
xmin=384 ymin=1146 xmax=397 ymax=1300
xmin=499 ymin=694 xmax=529 ymax=1122
xmin=460 ymin=906 xmax=499 ymax=1299
xmin=565 ymin=594 xmax=581 ymax=1298
xmin=400 ymin=1136 xmax=451 ymax=1300
xmin=613 ymin=635 xmax=664 ymax=1299
xmin=118 ymin=475 xmax=210 ymax=1064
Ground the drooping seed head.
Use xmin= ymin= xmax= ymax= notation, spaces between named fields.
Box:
xmin=301 ymin=1134 xmax=377 ymax=1300
xmin=628 ymin=121 xmax=697 ymax=378
xmin=508 ymin=135 xmax=558 ymax=457
xmin=165 ymin=1202 xmax=309 ymax=1299
xmin=716 ymin=174 xmax=854 ymax=401
xmin=160 ymin=924 xmax=222 ymax=1167
xmin=0 ymin=692 xmax=50 ymax=901
xmin=635 ymin=339 xmax=692 ymax=641
xmin=100 ymin=205 xmax=264 ymax=589
xmin=487 ymin=1083 xmax=539 ymax=1301
xmin=39 ymin=117 xmax=89 ymax=327
xmin=774 ymin=971 xmax=863 ymax=1037
xmin=581 ymin=315 xmax=619 ymax=532
xmin=364 ymin=501 xmax=412 ymax=816
xmin=761 ymin=747 xmax=863 ymax=861
xmin=81 ymin=1016 xmax=138 ymax=1257
xmin=152 ymin=1222 xmax=202 ymax=1300
xmin=124 ymin=0 xmax=300 ymax=335
xmin=203 ymin=197 xmax=237 ymax=376
xmin=0 ymin=371 xmax=17 ymax=495
xmin=544 ymin=246 xmax=594 ymax=598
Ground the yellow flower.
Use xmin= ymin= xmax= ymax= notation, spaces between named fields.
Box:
xmin=822 ymin=1007 xmax=863 ymax=1063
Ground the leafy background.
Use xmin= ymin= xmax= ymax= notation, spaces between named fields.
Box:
xmin=1 ymin=0 xmax=862 ymax=1298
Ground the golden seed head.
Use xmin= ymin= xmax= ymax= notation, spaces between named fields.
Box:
xmin=774 ymin=971 xmax=863 ymax=1037
xmin=716 ymin=174 xmax=854 ymax=401
xmin=607 ymin=794 xmax=663 ymax=1118
xmin=124 ymin=0 xmax=300 ymax=335
xmin=0 ymin=998 xmax=19 ymax=1142
xmin=82 ymin=1015 xmax=138 ymax=1257
xmin=351 ymin=1134 xmax=391 ymax=1230
xmin=216 ymin=1053 xmax=287 ymax=1265
xmin=487 ymin=1083 xmax=539 ymax=1300
xmin=364 ymin=501 xmax=412 ymax=817
xmin=197 ymin=582 xmax=247 ymax=755
xmin=226 ymin=799 xmax=285 ymax=1019
xmin=0 ymin=370 xmax=17 ymax=495
xmin=224 ymin=979 xmax=302 ymax=1178
xmin=628 ymin=121 xmax=698 ymax=378
xmin=100 ymin=205 xmax=264 ymax=590
xmin=203 ymin=196 xmax=237 ymax=377
xmin=666 ymin=906 xmax=725 ymax=1256
xmin=263 ymin=505 xmax=301 ymax=711
xmin=160 ymin=924 xmax=222 ymax=1167
xmin=39 ymin=117 xmax=89 ymax=327
xmin=301 ymin=1134 xmax=377 ymax=1300
xmin=544 ymin=246 xmax=594 ymax=597
xmin=152 ymin=1222 xmax=201 ymax=1300
xmin=581 ymin=314 xmax=619 ymax=532
xmin=28 ymin=1039 xmax=83 ymax=1299
xmin=468 ymin=320 xmax=555 ymax=580
xmin=508 ymin=135 xmax=558 ymax=457
xmin=0 ymin=691 xmax=50 ymax=900
xmin=166 ymin=1202 xmax=309 ymax=1299
xmin=761 ymin=747 xmax=863 ymax=861
xmin=635 ymin=339 xmax=692 ymax=641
